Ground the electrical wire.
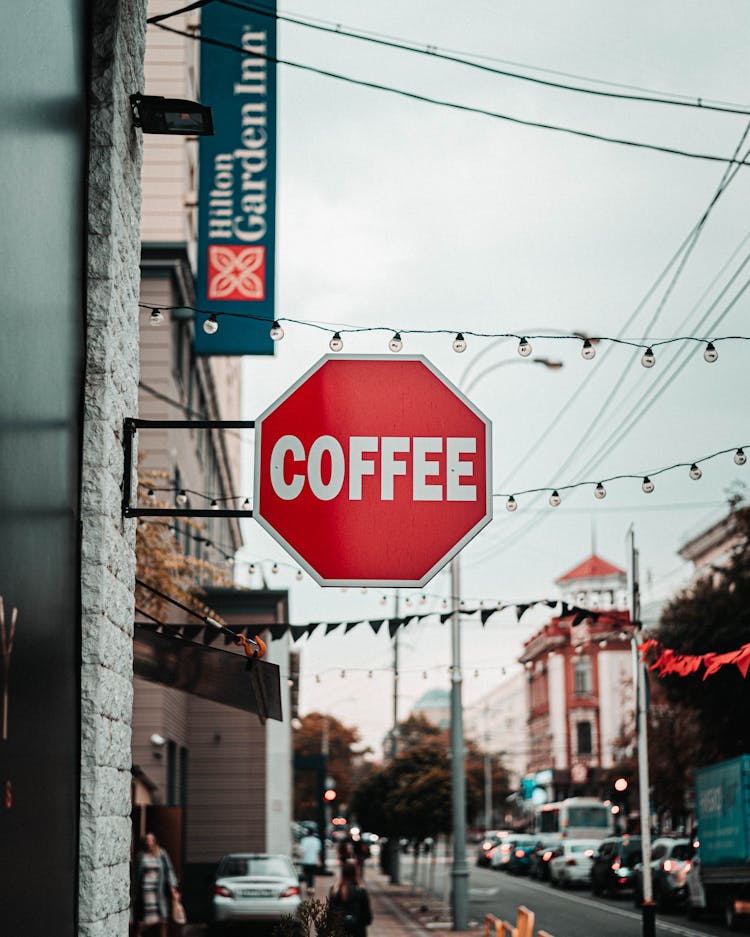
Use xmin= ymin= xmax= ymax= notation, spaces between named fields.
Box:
xmin=262 ymin=4 xmax=750 ymax=111
xmin=218 ymin=0 xmax=750 ymax=117
xmin=148 ymin=19 xmax=750 ymax=168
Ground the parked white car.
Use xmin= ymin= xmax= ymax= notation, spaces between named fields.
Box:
xmin=210 ymin=853 xmax=301 ymax=933
xmin=549 ymin=839 xmax=600 ymax=888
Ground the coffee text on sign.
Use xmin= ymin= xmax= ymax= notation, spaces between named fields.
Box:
xmin=270 ymin=435 xmax=479 ymax=502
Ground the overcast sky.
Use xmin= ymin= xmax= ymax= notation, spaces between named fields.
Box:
xmin=236 ymin=0 xmax=750 ymax=754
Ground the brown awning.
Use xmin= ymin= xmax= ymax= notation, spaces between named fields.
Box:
xmin=134 ymin=624 xmax=282 ymax=721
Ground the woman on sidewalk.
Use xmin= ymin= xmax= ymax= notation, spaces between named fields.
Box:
xmin=132 ymin=832 xmax=180 ymax=936
xmin=330 ymin=860 xmax=373 ymax=937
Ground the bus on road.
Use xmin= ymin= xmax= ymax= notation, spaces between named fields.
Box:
xmin=534 ymin=797 xmax=614 ymax=840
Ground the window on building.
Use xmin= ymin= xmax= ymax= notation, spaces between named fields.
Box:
xmin=573 ymin=656 xmax=592 ymax=695
xmin=576 ymin=720 xmax=593 ymax=755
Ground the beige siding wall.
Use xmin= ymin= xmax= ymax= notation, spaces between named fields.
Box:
xmin=186 ymin=698 xmax=267 ymax=862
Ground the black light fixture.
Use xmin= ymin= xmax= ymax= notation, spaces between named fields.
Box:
xmin=130 ymin=94 xmax=214 ymax=135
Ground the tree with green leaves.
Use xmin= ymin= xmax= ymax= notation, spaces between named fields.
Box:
xmin=293 ymin=712 xmax=366 ymax=819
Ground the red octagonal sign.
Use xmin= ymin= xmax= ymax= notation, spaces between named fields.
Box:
xmin=253 ymin=355 xmax=492 ymax=587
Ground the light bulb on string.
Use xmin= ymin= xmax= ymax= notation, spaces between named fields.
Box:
xmin=473 ymin=669 xmax=479 ymax=678
xmin=581 ymin=339 xmax=596 ymax=360
xmin=271 ymin=563 xmax=279 ymax=574
xmin=735 ymin=448 xmax=747 ymax=466
xmin=517 ymin=337 xmax=532 ymax=357
xmin=452 ymin=332 xmax=467 ymax=353
xmin=642 ymin=476 xmax=654 ymax=494
xmin=149 ymin=308 xmax=164 ymax=326
xmin=441 ymin=599 xmax=448 ymax=609
xmin=367 ymin=670 xmax=373 ymax=679
xmin=360 ymin=587 xmax=368 ymax=594
xmin=506 ymin=495 xmax=518 ymax=512
xmin=241 ymin=498 xmax=251 ymax=511
xmin=329 ymin=332 xmax=344 ymax=352
xmin=226 ymin=556 xmax=234 ymax=567
xmin=203 ymin=314 xmax=219 ymax=335
xmin=703 ymin=342 xmax=718 ymax=363
xmin=315 ymin=674 xmax=321 ymax=684
xmin=147 ymin=488 xmax=155 ymax=502
xmin=210 ymin=499 xmax=219 ymax=510
xmin=594 ymin=482 xmax=607 ymax=499
xmin=641 ymin=347 xmax=656 ymax=368
xmin=549 ymin=490 xmax=561 ymax=507
xmin=295 ymin=570 xmax=303 ymax=581
xmin=248 ymin=563 xmax=256 ymax=575
xmin=422 ymin=671 xmax=427 ymax=679
xmin=269 ymin=320 xmax=284 ymax=341
xmin=380 ymin=595 xmax=387 ymax=606
xmin=340 ymin=669 xmax=346 ymax=679
xmin=176 ymin=490 xmax=188 ymax=507
xmin=419 ymin=594 xmax=427 ymax=605
xmin=405 ymin=597 xmax=412 ymax=607
xmin=689 ymin=463 xmax=702 ymax=480
xmin=388 ymin=332 xmax=403 ymax=353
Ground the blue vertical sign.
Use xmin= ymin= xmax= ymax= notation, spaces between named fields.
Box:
xmin=196 ymin=2 xmax=276 ymax=355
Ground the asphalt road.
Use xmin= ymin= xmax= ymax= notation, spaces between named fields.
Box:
xmin=407 ymin=854 xmax=741 ymax=937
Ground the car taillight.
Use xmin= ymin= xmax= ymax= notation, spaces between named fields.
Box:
xmin=611 ymin=859 xmax=621 ymax=871
xmin=280 ymin=886 xmax=301 ymax=898
xmin=566 ymin=859 xmax=577 ymax=866
xmin=684 ymin=860 xmax=692 ymax=873
xmin=542 ymin=851 xmax=553 ymax=861
xmin=501 ymin=844 xmax=511 ymax=853
xmin=482 ymin=841 xmax=493 ymax=851
xmin=214 ymin=885 xmax=233 ymax=898
xmin=515 ymin=849 xmax=525 ymax=858
xmin=487 ymin=847 xmax=497 ymax=858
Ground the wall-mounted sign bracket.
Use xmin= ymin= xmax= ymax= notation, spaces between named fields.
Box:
xmin=121 ymin=417 xmax=255 ymax=519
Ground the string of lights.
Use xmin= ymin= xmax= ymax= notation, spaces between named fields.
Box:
xmin=140 ymin=305 xmax=750 ymax=362
xmin=148 ymin=18 xmax=750 ymax=167
xmin=500 ymin=444 xmax=748 ymax=510
xmin=219 ymin=0 xmax=750 ymax=118
xmin=136 ymin=444 xmax=747 ymax=514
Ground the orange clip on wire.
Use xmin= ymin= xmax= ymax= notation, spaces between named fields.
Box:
xmin=235 ymin=633 xmax=267 ymax=659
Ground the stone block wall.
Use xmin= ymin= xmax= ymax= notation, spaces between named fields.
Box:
xmin=80 ymin=1 xmax=146 ymax=933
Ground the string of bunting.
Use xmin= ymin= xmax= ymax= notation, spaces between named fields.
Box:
xmin=135 ymin=593 xmax=629 ymax=646
xmin=639 ymin=637 xmax=750 ymax=680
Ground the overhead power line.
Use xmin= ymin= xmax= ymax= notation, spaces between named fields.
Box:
xmin=148 ymin=18 xmax=750 ymax=168
xmin=219 ymin=0 xmax=750 ymax=117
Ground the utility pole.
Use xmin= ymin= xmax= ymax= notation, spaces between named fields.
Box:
xmin=450 ymin=558 xmax=469 ymax=930
xmin=390 ymin=590 xmax=401 ymax=885
xmin=484 ymin=706 xmax=492 ymax=830
xmin=628 ymin=528 xmax=655 ymax=937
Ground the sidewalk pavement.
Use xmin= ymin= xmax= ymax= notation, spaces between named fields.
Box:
xmin=366 ymin=866 xmax=477 ymax=937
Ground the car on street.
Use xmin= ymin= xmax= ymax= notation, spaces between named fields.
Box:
xmin=632 ymin=837 xmax=692 ymax=908
xmin=506 ymin=835 xmax=540 ymax=875
xmin=548 ymin=839 xmax=600 ymax=889
xmin=591 ymin=835 xmax=642 ymax=897
xmin=476 ymin=830 xmax=510 ymax=867
xmin=210 ymin=853 xmax=301 ymax=933
xmin=528 ymin=837 xmax=562 ymax=881
xmin=490 ymin=835 xmax=536 ymax=872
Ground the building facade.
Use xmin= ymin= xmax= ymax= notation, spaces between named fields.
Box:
xmin=519 ymin=554 xmax=634 ymax=802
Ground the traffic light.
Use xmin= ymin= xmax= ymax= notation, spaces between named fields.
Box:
xmin=324 ymin=788 xmax=337 ymax=802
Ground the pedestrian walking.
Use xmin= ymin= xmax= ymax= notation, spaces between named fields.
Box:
xmin=329 ymin=860 xmax=373 ymax=937
xmin=337 ymin=834 xmax=354 ymax=867
xmin=352 ymin=836 xmax=371 ymax=880
xmin=299 ymin=829 xmax=322 ymax=894
xmin=132 ymin=832 xmax=181 ymax=937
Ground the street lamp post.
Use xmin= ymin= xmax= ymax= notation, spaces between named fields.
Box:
xmin=449 ymin=354 xmax=563 ymax=930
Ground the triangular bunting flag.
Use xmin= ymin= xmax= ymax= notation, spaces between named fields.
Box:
xmin=325 ymin=622 xmax=341 ymax=635
xmin=480 ymin=609 xmax=496 ymax=625
xmin=369 ymin=619 xmax=385 ymax=634
xmin=515 ymin=604 xmax=530 ymax=622
xmin=345 ymin=621 xmax=360 ymax=634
